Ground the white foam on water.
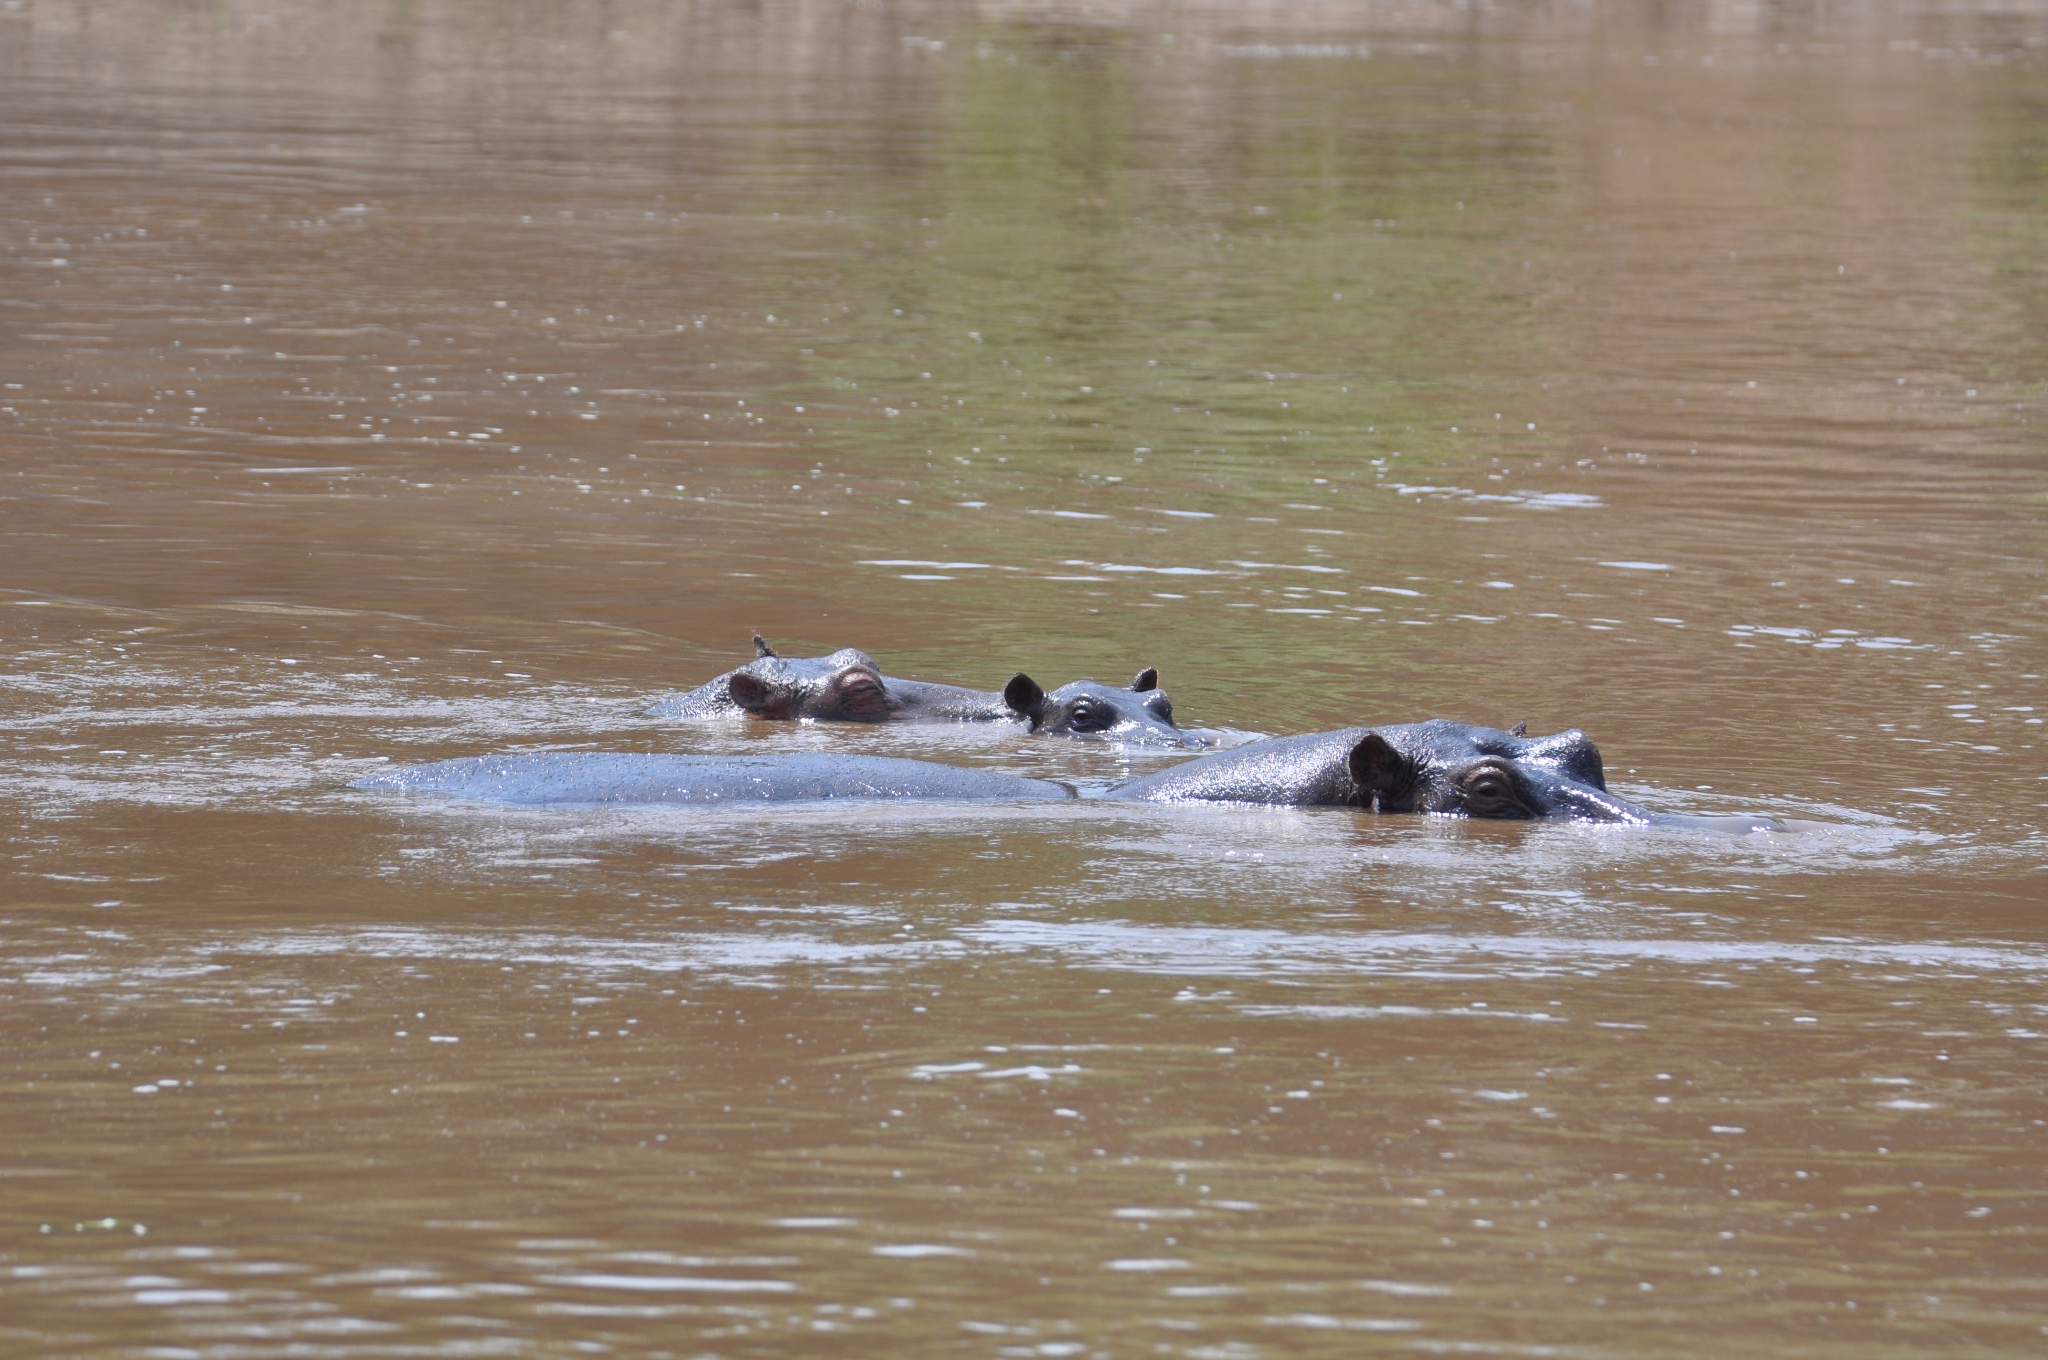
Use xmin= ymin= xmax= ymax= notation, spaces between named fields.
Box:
xmin=537 ymin=1273 xmax=796 ymax=1292
xmin=872 ymin=1244 xmax=974 ymax=1258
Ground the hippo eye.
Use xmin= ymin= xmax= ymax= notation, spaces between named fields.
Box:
xmin=1144 ymin=694 xmax=1173 ymax=722
xmin=1067 ymin=700 xmax=1110 ymax=732
xmin=1460 ymin=766 xmax=1532 ymax=819
xmin=1468 ymin=774 xmax=1510 ymax=803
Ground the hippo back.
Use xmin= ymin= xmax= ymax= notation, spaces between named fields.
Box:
xmin=1106 ymin=729 xmax=1370 ymax=803
xmin=354 ymin=752 xmax=1073 ymax=805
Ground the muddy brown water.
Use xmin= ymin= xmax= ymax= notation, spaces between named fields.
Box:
xmin=4 ymin=1 xmax=2047 ymax=1355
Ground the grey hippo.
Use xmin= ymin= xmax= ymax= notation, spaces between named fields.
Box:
xmin=1001 ymin=670 xmax=1195 ymax=747
xmin=354 ymin=720 xmax=1781 ymax=829
xmin=352 ymin=751 xmax=1069 ymax=805
xmin=1106 ymin=720 xmax=1783 ymax=830
xmin=646 ymin=635 xmax=1205 ymax=748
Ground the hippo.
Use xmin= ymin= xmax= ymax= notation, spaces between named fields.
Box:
xmin=360 ymin=733 xmax=1785 ymax=827
xmin=1104 ymin=719 xmax=1783 ymax=829
xmin=353 ymin=727 xmax=1779 ymax=829
xmin=643 ymin=635 xmax=1003 ymax=722
xmin=646 ymin=636 xmax=1203 ymax=746
xmin=1002 ymin=669 xmax=1205 ymax=748
xmin=352 ymin=751 xmax=1071 ymax=805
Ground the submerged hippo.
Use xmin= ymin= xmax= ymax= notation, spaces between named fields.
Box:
xmin=1003 ymin=668 xmax=1207 ymax=749
xmin=644 ymin=635 xmax=1003 ymax=722
xmin=646 ymin=636 xmax=1203 ymax=746
xmin=1106 ymin=719 xmax=1782 ymax=829
xmin=354 ymin=728 xmax=1777 ymax=829
xmin=352 ymin=751 xmax=1070 ymax=805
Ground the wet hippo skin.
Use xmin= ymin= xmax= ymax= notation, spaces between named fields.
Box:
xmin=646 ymin=636 xmax=1201 ymax=745
xmin=1105 ymin=719 xmax=1784 ymax=829
xmin=356 ymin=722 xmax=1777 ymax=827
xmin=643 ymin=635 xmax=1007 ymax=723
xmin=352 ymin=752 xmax=1073 ymax=805
xmin=1003 ymin=668 xmax=1208 ymax=749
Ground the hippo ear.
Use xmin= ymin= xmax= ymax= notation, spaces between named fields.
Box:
xmin=751 ymin=633 xmax=778 ymax=659
xmin=1003 ymin=673 xmax=1048 ymax=724
xmin=1348 ymin=732 xmax=1420 ymax=812
xmin=1507 ymin=721 xmax=1527 ymax=738
xmin=1129 ymin=666 xmax=1159 ymax=692
xmin=727 ymin=670 xmax=775 ymax=712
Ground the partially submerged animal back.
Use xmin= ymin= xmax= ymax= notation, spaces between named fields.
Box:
xmin=1105 ymin=728 xmax=1368 ymax=802
xmin=353 ymin=752 xmax=1073 ymax=805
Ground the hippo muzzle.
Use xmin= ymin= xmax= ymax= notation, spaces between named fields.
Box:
xmin=722 ymin=647 xmax=896 ymax=722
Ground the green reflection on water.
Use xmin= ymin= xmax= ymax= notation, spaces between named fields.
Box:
xmin=724 ymin=32 xmax=1575 ymax=702
xmin=1974 ymin=68 xmax=2048 ymax=405
xmin=805 ymin=30 xmax=1561 ymax=485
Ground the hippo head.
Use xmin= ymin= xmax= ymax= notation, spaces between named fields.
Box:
xmin=1002 ymin=668 xmax=1204 ymax=748
xmin=1346 ymin=719 xmax=1652 ymax=822
xmin=726 ymin=639 xmax=897 ymax=722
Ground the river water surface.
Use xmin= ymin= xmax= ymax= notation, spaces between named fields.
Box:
xmin=3 ymin=1 xmax=2047 ymax=1355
